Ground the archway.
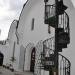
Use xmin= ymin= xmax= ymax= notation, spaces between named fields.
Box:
xmin=0 ymin=52 xmax=4 ymax=66
xmin=30 ymin=47 xmax=36 ymax=72
xmin=24 ymin=43 xmax=35 ymax=71
xmin=19 ymin=45 xmax=25 ymax=71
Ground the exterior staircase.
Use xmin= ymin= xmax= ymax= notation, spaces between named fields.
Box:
xmin=34 ymin=37 xmax=71 ymax=75
xmin=44 ymin=0 xmax=70 ymax=51
xmin=34 ymin=0 xmax=71 ymax=75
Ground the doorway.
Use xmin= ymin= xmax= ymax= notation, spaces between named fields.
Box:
xmin=0 ymin=52 xmax=4 ymax=66
xmin=30 ymin=48 xmax=36 ymax=72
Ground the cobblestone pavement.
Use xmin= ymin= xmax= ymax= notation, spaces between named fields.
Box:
xmin=0 ymin=67 xmax=33 ymax=75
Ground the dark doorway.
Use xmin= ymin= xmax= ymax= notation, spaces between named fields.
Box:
xmin=0 ymin=52 xmax=4 ymax=66
xmin=30 ymin=48 xmax=36 ymax=72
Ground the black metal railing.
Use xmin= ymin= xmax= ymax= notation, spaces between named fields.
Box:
xmin=34 ymin=53 xmax=71 ymax=75
xmin=45 ymin=5 xmax=69 ymax=32
xmin=44 ymin=5 xmax=69 ymax=34
xmin=58 ymin=12 xmax=70 ymax=34
xmin=57 ymin=12 xmax=70 ymax=44
xmin=43 ymin=37 xmax=55 ymax=56
xmin=58 ymin=53 xmax=71 ymax=75
xmin=34 ymin=38 xmax=71 ymax=75
xmin=45 ymin=5 xmax=55 ymax=20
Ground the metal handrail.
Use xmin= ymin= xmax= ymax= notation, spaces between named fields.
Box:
xmin=58 ymin=53 xmax=71 ymax=75
xmin=44 ymin=5 xmax=70 ymax=35
xmin=59 ymin=53 xmax=71 ymax=66
xmin=64 ymin=11 xmax=70 ymax=38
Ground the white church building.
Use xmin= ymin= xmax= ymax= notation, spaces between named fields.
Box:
xmin=0 ymin=0 xmax=75 ymax=75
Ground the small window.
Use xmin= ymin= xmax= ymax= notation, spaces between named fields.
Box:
xmin=31 ymin=18 xmax=35 ymax=30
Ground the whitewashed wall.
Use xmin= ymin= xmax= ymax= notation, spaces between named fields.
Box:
xmin=17 ymin=0 xmax=55 ymax=71
xmin=0 ymin=20 xmax=20 ymax=71
xmin=0 ymin=0 xmax=74 ymax=74
xmin=17 ymin=0 xmax=75 ymax=74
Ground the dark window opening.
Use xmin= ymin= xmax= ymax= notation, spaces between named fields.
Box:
xmin=31 ymin=18 xmax=35 ymax=30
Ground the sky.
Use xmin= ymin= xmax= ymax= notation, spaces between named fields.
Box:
xmin=0 ymin=0 xmax=27 ymax=40
xmin=0 ymin=0 xmax=74 ymax=40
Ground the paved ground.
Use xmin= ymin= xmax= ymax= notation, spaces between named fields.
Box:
xmin=0 ymin=67 xmax=33 ymax=75
xmin=14 ymin=71 xmax=33 ymax=75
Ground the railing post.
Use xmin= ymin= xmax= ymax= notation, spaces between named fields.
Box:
xmin=54 ymin=0 xmax=59 ymax=75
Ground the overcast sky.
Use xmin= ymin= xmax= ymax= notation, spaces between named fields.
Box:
xmin=0 ymin=0 xmax=74 ymax=40
xmin=0 ymin=0 xmax=27 ymax=40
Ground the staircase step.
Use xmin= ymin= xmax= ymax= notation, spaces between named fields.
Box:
xmin=57 ymin=28 xmax=64 ymax=33
xmin=57 ymin=43 xmax=67 ymax=48
xmin=57 ymin=32 xmax=70 ymax=44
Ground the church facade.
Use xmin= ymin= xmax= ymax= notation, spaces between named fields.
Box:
xmin=0 ymin=0 xmax=75 ymax=75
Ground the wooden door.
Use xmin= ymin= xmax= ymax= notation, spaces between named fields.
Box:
xmin=30 ymin=48 xmax=35 ymax=72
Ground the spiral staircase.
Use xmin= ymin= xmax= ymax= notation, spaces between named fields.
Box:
xmin=34 ymin=0 xmax=71 ymax=75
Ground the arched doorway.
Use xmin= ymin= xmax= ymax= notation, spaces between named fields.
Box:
xmin=0 ymin=52 xmax=4 ymax=66
xmin=30 ymin=47 xmax=36 ymax=72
